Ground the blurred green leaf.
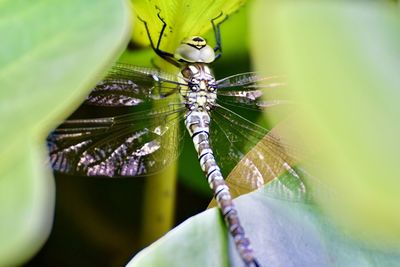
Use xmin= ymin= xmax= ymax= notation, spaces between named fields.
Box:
xmin=127 ymin=176 xmax=400 ymax=266
xmin=0 ymin=0 xmax=131 ymax=265
xmin=251 ymin=0 xmax=400 ymax=249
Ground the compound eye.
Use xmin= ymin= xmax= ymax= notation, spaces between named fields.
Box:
xmin=181 ymin=68 xmax=192 ymax=79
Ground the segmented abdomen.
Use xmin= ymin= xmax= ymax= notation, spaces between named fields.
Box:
xmin=185 ymin=110 xmax=258 ymax=266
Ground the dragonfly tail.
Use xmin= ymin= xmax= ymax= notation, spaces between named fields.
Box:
xmin=185 ymin=110 xmax=259 ymax=266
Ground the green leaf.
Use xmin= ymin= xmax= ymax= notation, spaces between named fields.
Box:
xmin=127 ymin=208 xmax=229 ymax=267
xmin=0 ymin=0 xmax=131 ymax=265
xmin=251 ymin=0 xmax=400 ymax=252
xmin=130 ymin=0 xmax=246 ymax=72
xmin=131 ymin=0 xmax=245 ymax=46
xmin=127 ymin=177 xmax=400 ymax=266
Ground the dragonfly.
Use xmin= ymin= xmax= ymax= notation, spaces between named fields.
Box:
xmin=47 ymin=12 xmax=303 ymax=267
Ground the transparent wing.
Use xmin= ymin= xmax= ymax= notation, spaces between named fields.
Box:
xmin=209 ymin=104 xmax=305 ymax=200
xmin=86 ymin=63 xmax=184 ymax=106
xmin=216 ymin=72 xmax=291 ymax=111
xmin=47 ymin=104 xmax=186 ymax=177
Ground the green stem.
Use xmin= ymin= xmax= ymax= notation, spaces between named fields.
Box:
xmin=140 ymin=163 xmax=177 ymax=246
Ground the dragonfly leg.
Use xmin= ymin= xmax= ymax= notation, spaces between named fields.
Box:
xmin=137 ymin=10 xmax=180 ymax=67
xmin=211 ymin=12 xmax=229 ymax=61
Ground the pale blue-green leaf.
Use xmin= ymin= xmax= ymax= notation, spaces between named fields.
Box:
xmin=127 ymin=208 xmax=229 ymax=267
xmin=127 ymin=176 xmax=400 ymax=266
xmin=0 ymin=0 xmax=131 ymax=265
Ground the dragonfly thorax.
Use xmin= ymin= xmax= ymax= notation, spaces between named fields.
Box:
xmin=174 ymin=36 xmax=215 ymax=63
xmin=180 ymin=63 xmax=217 ymax=112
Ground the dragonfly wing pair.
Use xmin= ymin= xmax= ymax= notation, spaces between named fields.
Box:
xmin=48 ymin=64 xmax=300 ymax=198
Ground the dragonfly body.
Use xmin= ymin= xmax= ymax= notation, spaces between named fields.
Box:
xmin=181 ymin=58 xmax=255 ymax=263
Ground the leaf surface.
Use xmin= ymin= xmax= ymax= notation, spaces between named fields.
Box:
xmin=0 ymin=0 xmax=131 ymax=265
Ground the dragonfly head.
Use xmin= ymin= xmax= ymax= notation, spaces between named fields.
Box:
xmin=174 ymin=36 xmax=215 ymax=64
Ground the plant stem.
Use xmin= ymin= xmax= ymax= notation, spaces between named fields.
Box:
xmin=139 ymin=163 xmax=177 ymax=246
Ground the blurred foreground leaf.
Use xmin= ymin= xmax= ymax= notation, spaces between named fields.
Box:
xmin=251 ymin=0 xmax=400 ymax=250
xmin=127 ymin=177 xmax=400 ymax=267
xmin=0 ymin=0 xmax=131 ymax=265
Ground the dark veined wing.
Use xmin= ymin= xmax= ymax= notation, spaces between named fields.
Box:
xmin=86 ymin=63 xmax=184 ymax=106
xmin=209 ymin=104 xmax=306 ymax=201
xmin=216 ymin=72 xmax=292 ymax=111
xmin=47 ymin=103 xmax=186 ymax=177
